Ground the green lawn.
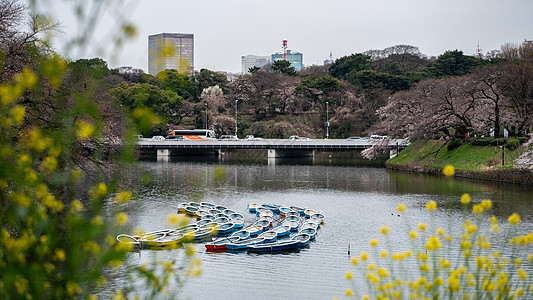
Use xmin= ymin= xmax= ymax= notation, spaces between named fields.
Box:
xmin=389 ymin=140 xmax=526 ymax=172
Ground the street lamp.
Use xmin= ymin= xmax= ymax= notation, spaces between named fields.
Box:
xmin=235 ymin=99 xmax=238 ymax=137
xmin=326 ymin=101 xmax=329 ymax=139
xmin=204 ymin=102 xmax=208 ymax=130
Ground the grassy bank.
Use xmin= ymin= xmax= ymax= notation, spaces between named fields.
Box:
xmin=388 ymin=140 xmax=527 ymax=172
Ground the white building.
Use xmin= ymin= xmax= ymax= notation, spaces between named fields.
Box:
xmin=241 ymin=55 xmax=270 ymax=74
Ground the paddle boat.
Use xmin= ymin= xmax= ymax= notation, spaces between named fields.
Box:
xmin=214 ymin=222 xmax=236 ymax=236
xmin=270 ymin=225 xmax=292 ymax=237
xmin=247 ymin=203 xmax=261 ymax=213
xmin=290 ymin=205 xmax=305 ymax=215
xmin=300 ymin=222 xmax=318 ymax=231
xmin=304 ymin=208 xmax=318 ymax=218
xmin=226 ymin=237 xmax=266 ymax=251
xmin=215 ymin=205 xmax=227 ymax=211
xmin=230 ymin=230 xmax=250 ymax=240
xmin=291 ymin=233 xmax=311 ymax=247
xmin=232 ymin=218 xmax=244 ymax=229
xmin=285 ymin=211 xmax=301 ymax=218
xmin=309 ymin=212 xmax=325 ymax=224
xmin=247 ymin=239 xmax=301 ymax=253
xmin=257 ymin=231 xmax=278 ymax=243
xmin=188 ymin=202 xmax=201 ymax=208
xmin=205 ymin=235 xmax=241 ymax=251
xmin=184 ymin=206 xmax=198 ymax=216
xmin=201 ymin=214 xmax=216 ymax=221
xmin=261 ymin=203 xmax=280 ymax=214
xmin=244 ymin=224 xmax=264 ymax=237
xmin=200 ymin=202 xmax=216 ymax=208
xmin=298 ymin=228 xmax=317 ymax=240
xmin=177 ymin=202 xmax=188 ymax=213
xmin=279 ymin=206 xmax=294 ymax=216
xmin=282 ymin=220 xmax=300 ymax=232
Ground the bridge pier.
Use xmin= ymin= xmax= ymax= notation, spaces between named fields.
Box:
xmin=157 ymin=149 xmax=170 ymax=162
xmin=267 ymin=149 xmax=315 ymax=158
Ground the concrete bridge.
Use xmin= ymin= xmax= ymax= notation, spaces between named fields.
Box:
xmin=137 ymin=138 xmax=410 ymax=159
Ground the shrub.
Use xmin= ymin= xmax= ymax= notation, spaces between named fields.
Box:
xmin=447 ymin=138 xmax=463 ymax=151
xmin=505 ymin=139 xmax=520 ymax=150
xmin=517 ymin=137 xmax=528 ymax=144
xmin=471 ymin=137 xmax=493 ymax=146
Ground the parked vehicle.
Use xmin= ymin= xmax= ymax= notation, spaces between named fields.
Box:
xmin=151 ymin=136 xmax=165 ymax=141
xmin=165 ymin=135 xmax=185 ymax=140
xmin=245 ymin=135 xmax=264 ymax=141
xmin=370 ymin=135 xmax=388 ymax=140
xmin=218 ymin=135 xmax=239 ymax=141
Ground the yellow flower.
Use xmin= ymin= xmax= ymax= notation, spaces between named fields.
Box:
xmin=114 ymin=191 xmax=132 ymax=204
xmin=362 ymin=295 xmax=370 ymax=300
xmin=461 ymin=193 xmax=471 ymax=205
xmin=360 ymin=252 xmax=368 ymax=261
xmin=417 ymin=223 xmax=427 ymax=232
xmin=481 ymin=199 xmax=492 ymax=210
xmin=10 ymin=105 xmax=25 ymax=125
xmin=377 ymin=268 xmax=390 ymax=278
xmin=426 ymin=201 xmax=436 ymax=211
xmin=420 ymin=264 xmax=430 ymax=272
xmin=350 ymin=257 xmax=358 ymax=266
xmin=380 ymin=225 xmax=390 ymax=235
xmin=508 ymin=213 xmax=521 ymax=225
xmin=397 ymin=203 xmax=406 ymax=212
xmin=76 ymin=119 xmax=95 ymax=140
xmin=70 ymin=199 xmax=84 ymax=213
xmin=368 ymin=264 xmax=377 ymax=271
xmin=517 ymin=268 xmax=527 ymax=280
xmin=54 ymin=248 xmax=66 ymax=261
xmin=345 ymin=270 xmax=353 ymax=280
xmin=409 ymin=230 xmax=418 ymax=239
xmin=436 ymin=227 xmax=445 ymax=236
xmin=380 ymin=250 xmax=388 ymax=258
xmin=425 ymin=236 xmax=441 ymax=250
xmin=443 ymin=165 xmax=455 ymax=176
xmin=472 ymin=204 xmax=483 ymax=214
xmin=370 ymin=239 xmax=379 ymax=247
xmin=115 ymin=212 xmax=128 ymax=226
xmin=345 ymin=289 xmax=353 ymax=297
xmin=66 ymin=281 xmax=81 ymax=296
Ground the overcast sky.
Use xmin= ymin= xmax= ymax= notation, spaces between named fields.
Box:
xmin=31 ymin=0 xmax=533 ymax=74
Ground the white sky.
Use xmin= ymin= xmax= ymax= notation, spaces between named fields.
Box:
xmin=30 ymin=0 xmax=533 ymax=74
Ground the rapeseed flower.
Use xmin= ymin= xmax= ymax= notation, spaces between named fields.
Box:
xmin=345 ymin=270 xmax=353 ymax=280
xmin=461 ymin=193 xmax=471 ymax=205
xmin=397 ymin=203 xmax=406 ymax=212
xmin=426 ymin=201 xmax=436 ymax=211
xmin=508 ymin=213 xmax=521 ymax=225
xmin=443 ymin=165 xmax=455 ymax=176
xmin=380 ymin=225 xmax=390 ymax=235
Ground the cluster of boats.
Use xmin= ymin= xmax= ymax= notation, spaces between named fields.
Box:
xmin=116 ymin=202 xmax=325 ymax=253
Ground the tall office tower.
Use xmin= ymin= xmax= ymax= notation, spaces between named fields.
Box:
xmin=241 ymin=55 xmax=270 ymax=74
xmin=271 ymin=50 xmax=304 ymax=71
xmin=148 ymin=33 xmax=194 ymax=76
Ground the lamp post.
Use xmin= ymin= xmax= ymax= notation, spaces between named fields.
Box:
xmin=235 ymin=99 xmax=238 ymax=137
xmin=326 ymin=101 xmax=329 ymax=139
xmin=204 ymin=102 xmax=208 ymax=130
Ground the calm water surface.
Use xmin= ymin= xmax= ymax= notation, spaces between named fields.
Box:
xmin=113 ymin=152 xmax=533 ymax=299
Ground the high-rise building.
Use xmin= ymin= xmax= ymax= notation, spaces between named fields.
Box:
xmin=271 ymin=50 xmax=304 ymax=71
xmin=241 ymin=55 xmax=270 ymax=74
xmin=148 ymin=33 xmax=194 ymax=76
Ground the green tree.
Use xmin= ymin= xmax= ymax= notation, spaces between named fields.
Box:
xmin=157 ymin=69 xmax=199 ymax=102
xmin=328 ymin=53 xmax=371 ymax=79
xmin=271 ymin=60 xmax=298 ymax=76
xmin=426 ymin=50 xmax=488 ymax=77
xmin=196 ymin=68 xmax=229 ymax=94
xmin=111 ymin=82 xmax=183 ymax=135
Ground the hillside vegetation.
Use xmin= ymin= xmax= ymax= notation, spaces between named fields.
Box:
xmin=388 ymin=139 xmax=530 ymax=172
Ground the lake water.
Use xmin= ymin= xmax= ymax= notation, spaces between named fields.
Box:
xmin=111 ymin=152 xmax=533 ymax=299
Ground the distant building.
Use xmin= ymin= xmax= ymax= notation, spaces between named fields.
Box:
xmin=241 ymin=55 xmax=270 ymax=74
xmin=148 ymin=33 xmax=194 ymax=76
xmin=271 ymin=50 xmax=304 ymax=71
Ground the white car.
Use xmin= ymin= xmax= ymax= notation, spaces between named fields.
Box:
xmin=245 ymin=135 xmax=263 ymax=141
xmin=151 ymin=136 xmax=165 ymax=141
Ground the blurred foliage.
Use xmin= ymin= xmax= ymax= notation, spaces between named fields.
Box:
xmin=0 ymin=0 xmax=199 ymax=298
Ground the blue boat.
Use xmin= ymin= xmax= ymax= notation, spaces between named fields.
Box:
xmin=290 ymin=205 xmax=305 ymax=215
xmin=247 ymin=203 xmax=261 ymax=213
xmin=247 ymin=240 xmax=301 ymax=253
xmin=291 ymin=233 xmax=311 ymax=247
xmin=279 ymin=205 xmax=293 ymax=216
xmin=232 ymin=218 xmax=244 ymax=229
xmin=226 ymin=237 xmax=266 ymax=251
xmin=282 ymin=220 xmax=300 ymax=232
xmin=205 ymin=235 xmax=241 ymax=251
xmin=230 ymin=230 xmax=250 ymax=240
xmin=270 ymin=225 xmax=291 ymax=237
xmin=215 ymin=222 xmax=235 ymax=236
xmin=309 ymin=212 xmax=325 ymax=224
xmin=261 ymin=203 xmax=280 ymax=214
xmin=257 ymin=231 xmax=278 ymax=243
xmin=298 ymin=228 xmax=317 ymax=240
xmin=201 ymin=214 xmax=216 ymax=221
